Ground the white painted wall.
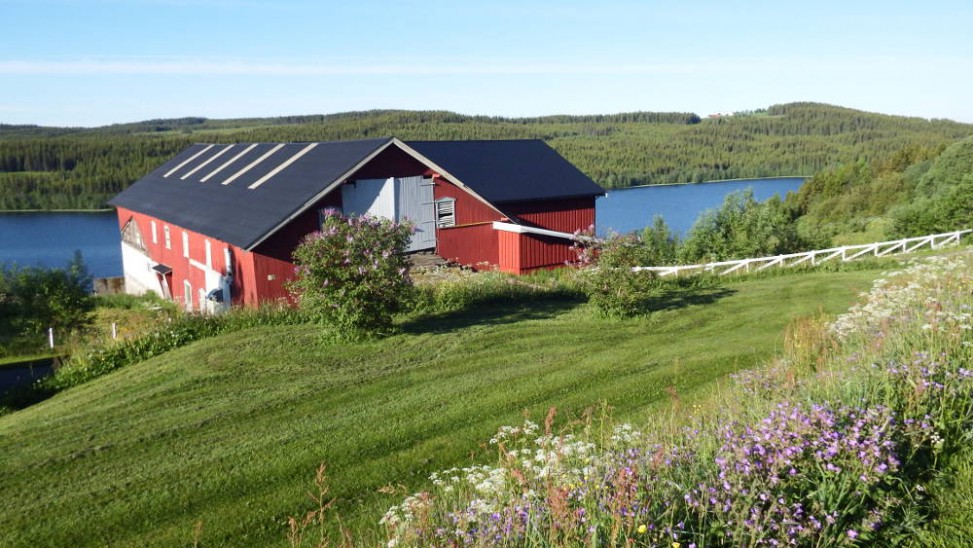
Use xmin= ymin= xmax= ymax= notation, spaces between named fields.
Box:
xmin=121 ymin=241 xmax=163 ymax=297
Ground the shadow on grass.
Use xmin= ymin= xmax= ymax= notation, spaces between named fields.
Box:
xmin=401 ymin=295 xmax=584 ymax=335
xmin=645 ymin=286 xmax=737 ymax=313
xmin=402 ymin=284 xmax=737 ymax=334
xmin=0 ymin=356 xmax=60 ymax=414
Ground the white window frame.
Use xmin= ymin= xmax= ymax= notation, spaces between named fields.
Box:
xmin=205 ymin=240 xmax=213 ymax=268
xmin=164 ymin=225 xmax=171 ymax=250
xmin=436 ymin=197 xmax=456 ymax=228
xmin=183 ymin=280 xmax=193 ymax=311
xmin=151 ymin=220 xmax=158 ymax=244
xmin=182 ymin=231 xmax=190 ymax=259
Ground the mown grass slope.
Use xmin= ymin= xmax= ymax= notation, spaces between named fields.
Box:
xmin=0 ymin=271 xmax=878 ymax=546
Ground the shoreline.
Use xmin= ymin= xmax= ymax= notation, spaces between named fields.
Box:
xmin=608 ymin=175 xmax=809 ymax=192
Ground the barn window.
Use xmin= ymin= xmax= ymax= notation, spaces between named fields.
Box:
xmin=121 ymin=219 xmax=146 ymax=252
xmin=164 ymin=225 xmax=171 ymax=249
xmin=183 ymin=280 xmax=193 ymax=311
xmin=436 ymin=198 xmax=456 ymax=228
xmin=151 ymin=220 xmax=158 ymax=244
xmin=182 ymin=231 xmax=189 ymax=258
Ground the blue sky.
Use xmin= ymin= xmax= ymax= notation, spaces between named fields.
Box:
xmin=1 ymin=0 xmax=971 ymax=127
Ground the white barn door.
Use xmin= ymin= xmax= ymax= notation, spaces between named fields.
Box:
xmin=341 ymin=176 xmax=436 ymax=252
xmin=341 ymin=178 xmax=395 ymax=219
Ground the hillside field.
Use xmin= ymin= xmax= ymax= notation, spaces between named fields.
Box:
xmin=0 ymin=269 xmax=881 ymax=546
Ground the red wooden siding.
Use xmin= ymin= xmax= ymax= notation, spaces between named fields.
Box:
xmin=497 ymin=231 xmax=580 ymax=274
xmin=496 ymin=231 xmax=521 ymax=274
xmin=433 ymin=175 xmax=502 ymax=224
xmin=250 ymin=253 xmax=296 ymax=305
xmin=499 ymin=197 xmax=595 ymax=273
xmin=349 ymin=146 xmax=429 ymax=179
xmin=433 ymin=175 xmax=505 ymax=268
xmin=504 ymin=197 xmax=596 ymax=233
xmin=256 ymin=193 xmax=341 ymax=262
xmin=438 ymin=224 xmax=499 ymax=267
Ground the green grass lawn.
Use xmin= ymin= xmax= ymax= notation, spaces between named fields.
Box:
xmin=0 ymin=270 xmax=879 ymax=546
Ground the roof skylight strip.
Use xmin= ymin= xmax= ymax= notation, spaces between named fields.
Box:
xmin=163 ymin=144 xmax=214 ymax=178
xmin=247 ymin=143 xmax=319 ymax=190
xmin=180 ymin=144 xmax=234 ymax=180
xmin=200 ymin=143 xmax=258 ymax=182
xmin=221 ymin=143 xmax=286 ymax=186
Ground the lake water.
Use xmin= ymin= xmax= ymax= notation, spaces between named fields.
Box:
xmin=0 ymin=212 xmax=122 ymax=279
xmin=596 ymin=177 xmax=806 ymax=236
xmin=0 ymin=177 xmax=806 ymax=278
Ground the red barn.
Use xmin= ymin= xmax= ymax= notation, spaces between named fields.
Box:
xmin=109 ymin=138 xmax=605 ymax=310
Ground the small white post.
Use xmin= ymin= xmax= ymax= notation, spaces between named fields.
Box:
xmin=48 ymin=327 xmax=54 ymax=349
xmin=112 ymin=322 xmax=118 ymax=340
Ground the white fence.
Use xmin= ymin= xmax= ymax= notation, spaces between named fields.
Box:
xmin=633 ymin=229 xmax=972 ymax=277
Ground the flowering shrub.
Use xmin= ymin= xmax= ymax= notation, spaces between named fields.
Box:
xmin=378 ymin=252 xmax=973 ymax=546
xmin=289 ymin=210 xmax=413 ymax=336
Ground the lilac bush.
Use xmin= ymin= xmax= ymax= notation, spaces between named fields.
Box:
xmin=288 ymin=209 xmax=413 ymax=336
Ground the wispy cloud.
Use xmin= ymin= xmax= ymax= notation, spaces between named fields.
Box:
xmin=0 ymin=58 xmax=721 ymax=76
xmin=0 ymin=55 xmax=965 ymax=78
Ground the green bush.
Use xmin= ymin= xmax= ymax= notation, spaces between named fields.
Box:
xmin=0 ymin=252 xmax=93 ymax=353
xmin=679 ymin=190 xmax=807 ymax=263
xmin=288 ymin=210 xmax=413 ymax=337
xmin=578 ymin=234 xmax=664 ymax=318
xmin=639 ymin=215 xmax=679 ymax=265
xmin=890 ymin=136 xmax=973 ymax=236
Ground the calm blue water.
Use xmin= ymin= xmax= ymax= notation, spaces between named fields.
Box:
xmin=0 ymin=212 xmax=121 ymax=278
xmin=597 ymin=177 xmax=807 ymax=236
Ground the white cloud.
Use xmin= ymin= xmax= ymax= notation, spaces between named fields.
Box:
xmin=2 ymin=53 xmax=968 ymax=79
xmin=1 ymin=55 xmax=962 ymax=77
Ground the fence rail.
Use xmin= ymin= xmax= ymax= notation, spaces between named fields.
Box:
xmin=633 ymin=229 xmax=972 ymax=277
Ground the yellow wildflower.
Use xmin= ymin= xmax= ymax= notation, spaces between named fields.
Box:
xmin=637 ymin=524 xmax=647 ymax=534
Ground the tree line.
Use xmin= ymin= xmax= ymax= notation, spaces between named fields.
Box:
xmin=0 ymin=102 xmax=970 ymax=210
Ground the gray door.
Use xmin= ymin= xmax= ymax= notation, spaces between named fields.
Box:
xmin=397 ymin=176 xmax=436 ymax=252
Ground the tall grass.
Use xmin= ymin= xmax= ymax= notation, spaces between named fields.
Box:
xmin=370 ymin=253 xmax=973 ymax=546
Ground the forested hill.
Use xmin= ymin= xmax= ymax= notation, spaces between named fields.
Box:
xmin=1 ymin=102 xmax=971 ymax=210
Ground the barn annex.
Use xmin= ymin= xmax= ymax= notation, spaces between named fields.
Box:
xmin=108 ymin=138 xmax=605 ymax=311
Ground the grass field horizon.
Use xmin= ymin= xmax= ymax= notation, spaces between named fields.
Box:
xmin=0 ymin=269 xmax=883 ymax=546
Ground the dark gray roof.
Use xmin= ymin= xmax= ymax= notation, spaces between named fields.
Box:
xmin=109 ymin=138 xmax=604 ymax=250
xmin=405 ymin=139 xmax=604 ymax=203
xmin=109 ymin=138 xmax=392 ymax=249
